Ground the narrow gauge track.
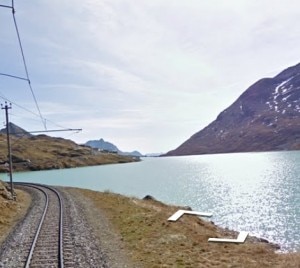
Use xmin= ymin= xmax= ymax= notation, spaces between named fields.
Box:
xmin=16 ymin=183 xmax=64 ymax=268
xmin=1 ymin=183 xmax=107 ymax=267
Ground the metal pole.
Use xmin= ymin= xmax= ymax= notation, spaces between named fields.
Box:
xmin=1 ymin=102 xmax=14 ymax=198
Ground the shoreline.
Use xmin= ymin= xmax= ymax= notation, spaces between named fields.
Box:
xmin=68 ymin=187 xmax=300 ymax=267
xmin=1 ymin=182 xmax=299 ymax=267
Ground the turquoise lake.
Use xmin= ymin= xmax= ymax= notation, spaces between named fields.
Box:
xmin=5 ymin=150 xmax=300 ymax=252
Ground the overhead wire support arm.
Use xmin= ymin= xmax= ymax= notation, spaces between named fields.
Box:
xmin=28 ymin=128 xmax=83 ymax=134
xmin=0 ymin=72 xmax=29 ymax=81
xmin=9 ymin=128 xmax=82 ymax=135
xmin=0 ymin=4 xmax=13 ymax=9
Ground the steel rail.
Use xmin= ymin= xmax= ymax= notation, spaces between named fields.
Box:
xmin=16 ymin=183 xmax=64 ymax=268
xmin=48 ymin=186 xmax=64 ymax=268
xmin=23 ymin=184 xmax=48 ymax=268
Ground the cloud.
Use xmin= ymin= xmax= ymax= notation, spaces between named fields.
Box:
xmin=1 ymin=0 xmax=300 ymax=152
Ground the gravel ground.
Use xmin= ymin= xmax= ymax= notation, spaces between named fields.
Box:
xmin=0 ymin=186 xmax=134 ymax=268
xmin=59 ymin=187 xmax=135 ymax=268
xmin=0 ymin=186 xmax=44 ymax=268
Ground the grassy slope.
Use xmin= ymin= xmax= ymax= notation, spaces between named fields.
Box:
xmin=0 ymin=134 xmax=138 ymax=172
xmin=72 ymin=188 xmax=300 ymax=268
xmin=0 ymin=182 xmax=299 ymax=267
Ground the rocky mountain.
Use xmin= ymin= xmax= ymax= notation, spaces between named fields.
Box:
xmin=0 ymin=122 xmax=32 ymax=137
xmin=86 ymin=138 xmax=119 ymax=152
xmin=165 ymin=63 xmax=300 ymax=156
xmin=85 ymin=138 xmax=143 ymax=157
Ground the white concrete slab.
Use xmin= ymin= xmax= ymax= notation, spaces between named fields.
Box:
xmin=208 ymin=231 xmax=248 ymax=243
xmin=168 ymin=209 xmax=213 ymax=222
xmin=168 ymin=210 xmax=185 ymax=221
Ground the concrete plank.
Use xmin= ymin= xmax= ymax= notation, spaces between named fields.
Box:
xmin=208 ymin=231 xmax=248 ymax=243
xmin=168 ymin=209 xmax=212 ymax=222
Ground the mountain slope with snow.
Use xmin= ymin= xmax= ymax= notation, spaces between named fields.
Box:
xmin=165 ymin=63 xmax=300 ymax=156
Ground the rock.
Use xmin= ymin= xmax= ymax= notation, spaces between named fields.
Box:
xmin=0 ymin=181 xmax=13 ymax=200
xmin=258 ymin=238 xmax=270 ymax=243
xmin=143 ymin=195 xmax=156 ymax=201
xmin=181 ymin=206 xmax=192 ymax=211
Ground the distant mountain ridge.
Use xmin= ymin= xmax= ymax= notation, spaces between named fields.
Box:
xmin=86 ymin=138 xmax=119 ymax=152
xmin=165 ymin=62 xmax=300 ymax=156
xmin=0 ymin=122 xmax=32 ymax=137
xmin=85 ymin=138 xmax=143 ymax=157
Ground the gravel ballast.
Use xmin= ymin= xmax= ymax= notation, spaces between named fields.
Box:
xmin=0 ymin=186 xmax=133 ymax=268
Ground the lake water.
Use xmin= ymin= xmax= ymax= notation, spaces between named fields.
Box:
xmin=4 ymin=151 xmax=300 ymax=252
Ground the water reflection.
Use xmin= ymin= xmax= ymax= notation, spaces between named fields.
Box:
xmin=187 ymin=152 xmax=300 ymax=252
xmin=10 ymin=151 xmax=300 ymax=251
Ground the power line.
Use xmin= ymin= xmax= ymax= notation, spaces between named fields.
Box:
xmin=10 ymin=1 xmax=47 ymax=130
xmin=0 ymin=1 xmax=47 ymax=130
xmin=0 ymin=92 xmax=43 ymax=119
xmin=0 ymin=2 xmax=82 ymax=134
xmin=0 ymin=92 xmax=80 ymax=132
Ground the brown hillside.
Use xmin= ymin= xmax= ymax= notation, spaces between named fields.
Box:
xmin=0 ymin=134 xmax=138 ymax=172
xmin=165 ymin=63 xmax=300 ymax=156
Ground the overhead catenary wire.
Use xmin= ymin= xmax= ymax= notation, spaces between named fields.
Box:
xmin=0 ymin=92 xmax=44 ymax=121
xmin=0 ymin=1 xmax=46 ymax=130
xmin=10 ymin=1 xmax=47 ymax=130
xmin=0 ymin=91 xmax=81 ymax=133
xmin=0 ymin=2 xmax=82 ymax=136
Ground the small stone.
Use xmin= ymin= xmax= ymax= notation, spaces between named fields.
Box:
xmin=143 ymin=195 xmax=156 ymax=201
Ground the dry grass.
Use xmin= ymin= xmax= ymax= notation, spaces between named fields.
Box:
xmin=72 ymin=188 xmax=300 ymax=268
xmin=0 ymin=183 xmax=299 ymax=267
xmin=0 ymin=134 xmax=138 ymax=172
xmin=0 ymin=181 xmax=31 ymax=244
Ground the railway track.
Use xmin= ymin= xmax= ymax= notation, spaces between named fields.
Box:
xmin=0 ymin=183 xmax=75 ymax=268
xmin=0 ymin=183 xmax=110 ymax=268
xmin=21 ymin=183 xmax=64 ymax=268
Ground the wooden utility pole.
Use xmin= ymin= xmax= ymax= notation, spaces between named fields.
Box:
xmin=1 ymin=102 xmax=14 ymax=199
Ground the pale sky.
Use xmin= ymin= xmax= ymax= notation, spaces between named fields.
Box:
xmin=0 ymin=0 xmax=299 ymax=154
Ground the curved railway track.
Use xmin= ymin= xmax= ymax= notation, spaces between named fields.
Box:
xmin=19 ymin=183 xmax=64 ymax=268
xmin=0 ymin=183 xmax=108 ymax=268
xmin=1 ymin=183 xmax=74 ymax=268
